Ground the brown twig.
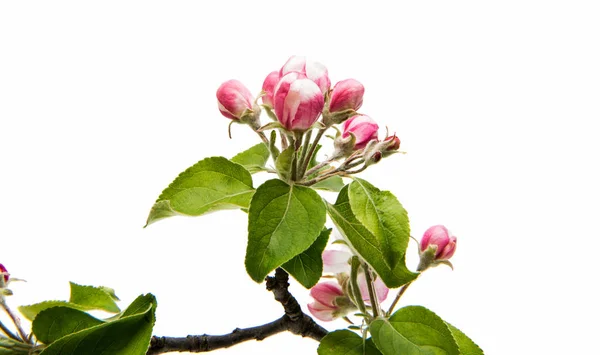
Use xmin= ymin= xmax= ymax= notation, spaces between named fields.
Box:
xmin=146 ymin=268 xmax=328 ymax=354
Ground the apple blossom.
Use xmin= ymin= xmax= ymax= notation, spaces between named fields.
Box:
xmin=273 ymin=72 xmax=324 ymax=131
xmin=216 ymin=80 xmax=255 ymax=120
xmin=420 ymin=225 xmax=457 ymax=261
xmin=342 ymin=115 xmax=379 ymax=149
xmin=329 ymin=79 xmax=364 ymax=113
xmin=307 ymin=282 xmax=346 ymax=321
xmin=261 ymin=71 xmax=279 ymax=107
xmin=280 ymin=55 xmax=330 ymax=94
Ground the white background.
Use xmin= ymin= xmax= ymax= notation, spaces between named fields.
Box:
xmin=1 ymin=1 xmax=599 ymax=354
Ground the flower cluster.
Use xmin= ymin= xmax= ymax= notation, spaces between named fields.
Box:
xmin=216 ymin=55 xmax=399 ymax=172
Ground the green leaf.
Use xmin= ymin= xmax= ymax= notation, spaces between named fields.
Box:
xmin=69 ymin=282 xmax=120 ymax=313
xmin=282 ymin=228 xmax=331 ymax=288
xmin=230 ymin=143 xmax=270 ymax=173
xmin=275 ymin=145 xmax=295 ymax=180
xmin=39 ymin=294 xmax=156 ymax=355
xmin=348 ymin=178 xmax=410 ymax=269
xmin=313 ymin=175 xmax=345 ymax=192
xmin=146 ymin=157 xmax=255 ymax=226
xmin=446 ymin=323 xmax=484 ymax=355
xmin=33 ymin=307 xmax=103 ymax=344
xmin=245 ymin=179 xmax=326 ymax=282
xmin=370 ymin=306 xmax=460 ymax=355
xmin=325 ymin=185 xmax=418 ymax=288
xmin=19 ymin=301 xmax=87 ymax=322
xmin=318 ymin=330 xmax=381 ymax=355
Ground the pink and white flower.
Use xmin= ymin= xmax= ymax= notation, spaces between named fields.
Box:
xmin=342 ymin=115 xmax=379 ymax=149
xmin=216 ymin=80 xmax=255 ymax=120
xmin=261 ymin=71 xmax=279 ymax=107
xmin=280 ymin=55 xmax=330 ymax=94
xmin=273 ymin=72 xmax=324 ymax=131
xmin=329 ymin=79 xmax=364 ymax=113
xmin=420 ymin=225 xmax=457 ymax=261
xmin=307 ymin=282 xmax=345 ymax=321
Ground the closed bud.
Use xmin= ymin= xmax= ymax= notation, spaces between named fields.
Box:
xmin=341 ymin=115 xmax=379 ymax=150
xmin=261 ymin=71 xmax=279 ymax=107
xmin=280 ymin=55 xmax=331 ymax=94
xmin=308 ymin=282 xmax=353 ymax=321
xmin=273 ymin=72 xmax=324 ymax=131
xmin=383 ymin=134 xmax=401 ymax=151
xmin=418 ymin=225 xmax=457 ymax=271
xmin=329 ymin=79 xmax=364 ymax=113
xmin=216 ymin=80 xmax=255 ymax=120
xmin=0 ymin=263 xmax=8 ymax=284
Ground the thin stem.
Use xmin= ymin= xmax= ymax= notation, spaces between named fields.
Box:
xmin=1 ymin=300 xmax=30 ymax=343
xmin=303 ymin=159 xmax=330 ymax=178
xmin=299 ymin=128 xmax=326 ymax=178
xmin=0 ymin=319 xmax=21 ymax=341
xmin=386 ymin=281 xmax=413 ymax=316
xmin=297 ymin=130 xmax=313 ymax=171
xmin=361 ymin=263 xmax=380 ymax=318
xmin=349 ymin=257 xmax=369 ymax=320
xmin=255 ymin=130 xmax=269 ymax=145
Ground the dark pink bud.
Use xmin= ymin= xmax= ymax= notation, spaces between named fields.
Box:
xmin=261 ymin=71 xmax=279 ymax=107
xmin=342 ymin=115 xmax=379 ymax=149
xmin=273 ymin=72 xmax=325 ymax=131
xmin=329 ymin=79 xmax=364 ymax=113
xmin=216 ymin=80 xmax=255 ymax=120
xmin=384 ymin=135 xmax=401 ymax=151
xmin=420 ymin=225 xmax=457 ymax=261
xmin=280 ymin=55 xmax=331 ymax=94
xmin=0 ymin=263 xmax=8 ymax=283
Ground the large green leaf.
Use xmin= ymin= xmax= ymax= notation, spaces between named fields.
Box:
xmin=325 ymin=185 xmax=418 ymax=288
xmin=69 ymin=282 xmax=120 ymax=313
xmin=230 ymin=143 xmax=270 ymax=173
xmin=145 ymin=157 xmax=255 ymax=226
xmin=19 ymin=283 xmax=120 ymax=321
xmin=348 ymin=178 xmax=410 ymax=269
xmin=318 ymin=330 xmax=381 ymax=355
xmin=282 ymin=228 xmax=331 ymax=288
xmin=446 ymin=323 xmax=484 ymax=355
xmin=33 ymin=307 xmax=103 ymax=344
xmin=245 ymin=179 xmax=326 ymax=282
xmin=39 ymin=294 xmax=156 ymax=355
xmin=370 ymin=306 xmax=460 ymax=355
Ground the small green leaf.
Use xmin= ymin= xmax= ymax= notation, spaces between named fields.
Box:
xmin=39 ymin=294 xmax=156 ymax=355
xmin=275 ymin=145 xmax=295 ymax=181
xmin=446 ymin=323 xmax=484 ymax=355
xmin=231 ymin=143 xmax=270 ymax=173
xmin=245 ymin=179 xmax=326 ymax=282
xmin=318 ymin=330 xmax=381 ymax=355
xmin=33 ymin=307 xmax=103 ymax=344
xmin=283 ymin=228 xmax=331 ymax=288
xmin=370 ymin=306 xmax=460 ymax=355
xmin=69 ymin=282 xmax=120 ymax=313
xmin=146 ymin=157 xmax=255 ymax=226
xmin=19 ymin=301 xmax=88 ymax=321
xmin=348 ymin=178 xmax=410 ymax=269
xmin=313 ymin=175 xmax=345 ymax=192
xmin=326 ymin=185 xmax=418 ymax=288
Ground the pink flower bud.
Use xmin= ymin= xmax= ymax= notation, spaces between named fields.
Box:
xmin=420 ymin=225 xmax=457 ymax=261
xmin=216 ymin=80 xmax=255 ymax=120
xmin=307 ymin=282 xmax=345 ymax=321
xmin=0 ymin=263 xmax=8 ymax=283
xmin=329 ymin=79 xmax=364 ymax=113
xmin=358 ymin=273 xmax=389 ymax=305
xmin=280 ymin=55 xmax=331 ymax=94
xmin=323 ymin=250 xmax=352 ymax=274
xmin=342 ymin=115 xmax=379 ymax=149
xmin=273 ymin=72 xmax=325 ymax=131
xmin=261 ymin=71 xmax=279 ymax=107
